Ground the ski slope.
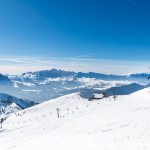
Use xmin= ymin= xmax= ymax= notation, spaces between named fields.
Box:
xmin=1 ymin=88 xmax=150 ymax=150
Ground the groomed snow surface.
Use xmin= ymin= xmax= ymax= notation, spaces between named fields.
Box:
xmin=1 ymin=88 xmax=150 ymax=150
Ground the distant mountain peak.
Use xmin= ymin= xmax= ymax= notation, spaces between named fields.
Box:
xmin=21 ymin=68 xmax=77 ymax=81
xmin=0 ymin=73 xmax=11 ymax=83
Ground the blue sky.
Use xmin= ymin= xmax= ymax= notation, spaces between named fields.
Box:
xmin=0 ymin=0 xmax=150 ymax=74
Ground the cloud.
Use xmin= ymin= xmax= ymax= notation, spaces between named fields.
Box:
xmin=0 ymin=56 xmax=149 ymax=75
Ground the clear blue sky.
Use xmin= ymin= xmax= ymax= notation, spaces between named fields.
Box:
xmin=0 ymin=0 xmax=150 ymax=74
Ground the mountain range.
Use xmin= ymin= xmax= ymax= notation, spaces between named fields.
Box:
xmin=0 ymin=68 xmax=149 ymax=102
xmin=12 ymin=69 xmax=150 ymax=82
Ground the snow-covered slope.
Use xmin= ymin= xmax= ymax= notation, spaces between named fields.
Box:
xmin=0 ymin=93 xmax=37 ymax=116
xmin=1 ymin=88 xmax=150 ymax=150
xmin=0 ymin=102 xmax=22 ymax=116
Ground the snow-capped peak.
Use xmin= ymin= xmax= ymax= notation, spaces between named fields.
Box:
xmin=0 ymin=92 xmax=37 ymax=116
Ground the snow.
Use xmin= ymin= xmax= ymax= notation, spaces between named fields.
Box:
xmin=21 ymin=82 xmax=35 ymax=87
xmin=22 ymin=73 xmax=36 ymax=79
xmin=1 ymin=88 xmax=150 ymax=150
xmin=13 ymin=82 xmax=19 ymax=88
xmin=0 ymin=92 xmax=37 ymax=116
xmin=13 ymin=81 xmax=35 ymax=87
xmin=93 ymin=93 xmax=104 ymax=99
xmin=0 ymin=103 xmax=22 ymax=116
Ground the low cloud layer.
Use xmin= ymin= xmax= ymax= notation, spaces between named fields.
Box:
xmin=0 ymin=56 xmax=149 ymax=75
